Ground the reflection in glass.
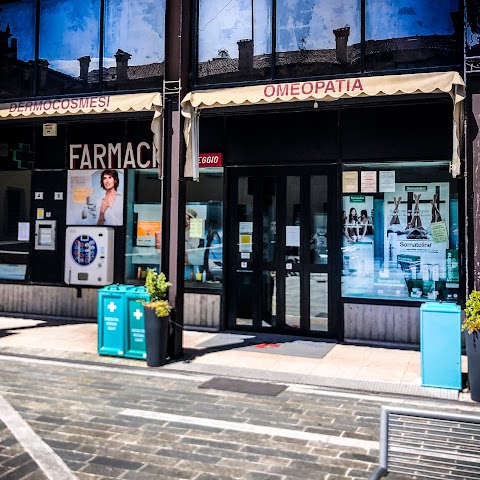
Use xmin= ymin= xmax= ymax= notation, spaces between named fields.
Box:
xmin=310 ymin=273 xmax=328 ymax=331
xmin=285 ymin=273 xmax=300 ymax=328
xmin=262 ymin=177 xmax=276 ymax=263
xmin=262 ymin=270 xmax=276 ymax=328
xmin=39 ymin=0 xmax=100 ymax=95
xmin=276 ymin=0 xmax=361 ymax=77
xmin=0 ymin=0 xmax=36 ymax=99
xmin=365 ymin=0 xmax=461 ymax=71
xmin=197 ymin=0 xmax=272 ymax=83
xmin=285 ymin=176 xmax=300 ymax=264
xmin=125 ymin=169 xmax=162 ymax=283
xmin=467 ymin=2 xmax=480 ymax=58
xmin=235 ymin=177 xmax=254 ymax=326
xmin=0 ymin=171 xmax=31 ymax=280
xmin=310 ymin=176 xmax=328 ymax=264
xmin=104 ymin=0 xmax=165 ymax=91
xmin=185 ymin=172 xmax=224 ymax=287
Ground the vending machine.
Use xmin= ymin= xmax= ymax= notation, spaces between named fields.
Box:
xmin=64 ymin=227 xmax=114 ymax=286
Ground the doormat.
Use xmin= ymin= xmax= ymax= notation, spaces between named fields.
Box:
xmin=199 ymin=377 xmax=287 ymax=396
xmin=239 ymin=340 xmax=335 ymax=359
xmin=195 ymin=333 xmax=256 ymax=349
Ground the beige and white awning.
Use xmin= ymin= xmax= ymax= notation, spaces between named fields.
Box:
xmin=0 ymin=92 xmax=164 ymax=176
xmin=181 ymin=71 xmax=465 ymax=179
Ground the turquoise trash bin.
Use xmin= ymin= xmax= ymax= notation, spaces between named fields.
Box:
xmin=98 ymin=284 xmax=151 ymax=359
xmin=124 ymin=286 xmax=150 ymax=360
xmin=420 ymin=302 xmax=462 ymax=390
xmin=98 ymin=284 xmax=128 ymax=357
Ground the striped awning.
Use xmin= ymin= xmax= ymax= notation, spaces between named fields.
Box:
xmin=181 ymin=71 xmax=465 ymax=179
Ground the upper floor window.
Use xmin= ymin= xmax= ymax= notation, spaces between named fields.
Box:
xmin=275 ymin=0 xmax=361 ymax=78
xmin=0 ymin=0 xmax=165 ymax=100
xmin=38 ymin=0 xmax=101 ymax=96
xmin=195 ymin=0 xmax=461 ymax=85
xmin=197 ymin=0 xmax=272 ymax=84
xmin=0 ymin=0 xmax=36 ymax=99
xmin=365 ymin=0 xmax=461 ymax=72
xmin=103 ymin=0 xmax=165 ymax=91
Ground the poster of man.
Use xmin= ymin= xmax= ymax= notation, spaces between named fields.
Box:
xmin=66 ymin=169 xmax=125 ymax=226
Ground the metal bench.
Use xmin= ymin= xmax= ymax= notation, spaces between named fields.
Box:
xmin=369 ymin=405 xmax=480 ymax=479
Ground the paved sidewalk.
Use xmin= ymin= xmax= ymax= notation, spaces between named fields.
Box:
xmin=0 ymin=315 xmax=470 ymax=402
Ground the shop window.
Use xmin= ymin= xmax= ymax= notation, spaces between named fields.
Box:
xmin=197 ymin=0 xmax=272 ymax=84
xmin=275 ymin=0 xmax=361 ymax=78
xmin=103 ymin=0 xmax=165 ymax=91
xmin=0 ymin=0 xmax=36 ymax=99
xmin=125 ymin=169 xmax=162 ymax=283
xmin=38 ymin=0 xmax=101 ymax=96
xmin=365 ymin=0 xmax=461 ymax=72
xmin=0 ymin=173 xmax=31 ymax=281
xmin=0 ymin=126 xmax=33 ymax=280
xmin=185 ymin=171 xmax=223 ymax=288
xmin=341 ymin=162 xmax=459 ymax=304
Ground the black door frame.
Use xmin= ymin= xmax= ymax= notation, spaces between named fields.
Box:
xmin=225 ymin=164 xmax=342 ymax=339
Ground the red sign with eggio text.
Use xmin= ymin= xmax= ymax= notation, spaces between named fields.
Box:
xmin=199 ymin=153 xmax=223 ymax=168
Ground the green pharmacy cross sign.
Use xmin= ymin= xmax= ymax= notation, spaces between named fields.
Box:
xmin=12 ymin=143 xmax=34 ymax=169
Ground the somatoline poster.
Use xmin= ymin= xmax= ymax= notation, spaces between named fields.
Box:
xmin=383 ymin=182 xmax=449 ymax=282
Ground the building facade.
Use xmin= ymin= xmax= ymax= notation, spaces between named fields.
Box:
xmin=181 ymin=0 xmax=467 ymax=346
xmin=0 ymin=0 xmax=474 ymax=350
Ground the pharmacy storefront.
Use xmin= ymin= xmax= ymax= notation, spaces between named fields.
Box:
xmin=181 ymin=71 xmax=465 ymax=344
xmin=0 ymin=92 xmax=164 ymax=318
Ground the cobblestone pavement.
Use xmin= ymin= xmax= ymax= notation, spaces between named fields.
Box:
xmin=0 ymin=355 xmax=477 ymax=480
xmin=0 ymin=420 xmax=47 ymax=480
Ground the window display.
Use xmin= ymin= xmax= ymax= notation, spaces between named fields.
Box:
xmin=342 ymin=163 xmax=459 ymax=303
xmin=125 ymin=169 xmax=162 ymax=282
xmin=185 ymin=170 xmax=223 ymax=288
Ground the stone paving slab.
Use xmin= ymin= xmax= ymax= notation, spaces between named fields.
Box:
xmin=0 ymin=420 xmax=48 ymax=480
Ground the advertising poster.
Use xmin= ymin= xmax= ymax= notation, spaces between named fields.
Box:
xmin=66 ymin=169 xmax=125 ymax=226
xmin=136 ymin=221 xmax=161 ymax=247
xmin=384 ymin=182 xmax=450 ymax=284
xmin=342 ymin=195 xmax=375 ymax=283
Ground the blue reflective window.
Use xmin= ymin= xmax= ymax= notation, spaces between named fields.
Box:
xmin=104 ymin=0 xmax=166 ymax=91
xmin=197 ymin=0 xmax=272 ymax=84
xmin=0 ymin=0 xmax=36 ymax=99
xmin=38 ymin=0 xmax=100 ymax=95
xmin=275 ymin=0 xmax=361 ymax=77
xmin=366 ymin=0 xmax=461 ymax=71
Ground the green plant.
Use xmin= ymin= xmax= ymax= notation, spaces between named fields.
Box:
xmin=142 ymin=269 xmax=172 ymax=318
xmin=463 ymin=290 xmax=480 ymax=334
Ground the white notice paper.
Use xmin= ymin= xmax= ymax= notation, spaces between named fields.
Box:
xmin=379 ymin=171 xmax=395 ymax=192
xmin=342 ymin=171 xmax=358 ymax=193
xmin=18 ymin=222 xmax=30 ymax=241
xmin=286 ymin=226 xmax=300 ymax=247
xmin=239 ymin=222 xmax=253 ymax=234
xmin=361 ymin=171 xmax=377 ymax=193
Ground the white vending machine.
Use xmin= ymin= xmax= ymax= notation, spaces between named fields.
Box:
xmin=64 ymin=227 xmax=114 ymax=286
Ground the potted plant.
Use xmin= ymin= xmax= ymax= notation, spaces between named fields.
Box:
xmin=462 ymin=290 xmax=480 ymax=401
xmin=141 ymin=269 xmax=172 ymax=367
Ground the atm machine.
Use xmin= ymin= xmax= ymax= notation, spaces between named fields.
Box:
xmin=64 ymin=226 xmax=114 ymax=286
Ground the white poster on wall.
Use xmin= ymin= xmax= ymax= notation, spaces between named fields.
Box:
xmin=66 ymin=169 xmax=125 ymax=226
xmin=379 ymin=171 xmax=395 ymax=192
xmin=361 ymin=171 xmax=377 ymax=193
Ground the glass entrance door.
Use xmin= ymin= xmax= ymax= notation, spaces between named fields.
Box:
xmin=227 ymin=167 xmax=339 ymax=337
